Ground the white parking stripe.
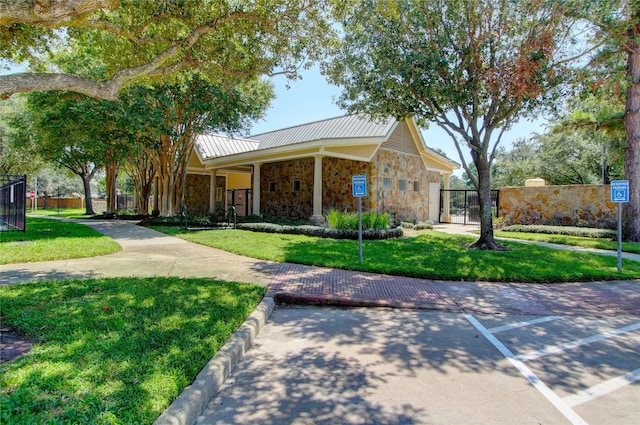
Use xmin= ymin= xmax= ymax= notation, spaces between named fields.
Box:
xmin=563 ymin=368 xmax=640 ymax=407
xmin=488 ymin=315 xmax=563 ymax=334
xmin=519 ymin=322 xmax=640 ymax=362
xmin=465 ymin=314 xmax=590 ymax=425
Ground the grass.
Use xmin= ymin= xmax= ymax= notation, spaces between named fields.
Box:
xmin=154 ymin=227 xmax=640 ymax=282
xmin=0 ymin=217 xmax=121 ymax=264
xmin=0 ymin=277 xmax=265 ymax=425
xmin=27 ymin=208 xmax=91 ymax=219
xmin=495 ymin=230 xmax=640 ymax=255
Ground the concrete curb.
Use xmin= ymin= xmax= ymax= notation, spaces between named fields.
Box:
xmin=154 ymin=297 xmax=276 ymax=425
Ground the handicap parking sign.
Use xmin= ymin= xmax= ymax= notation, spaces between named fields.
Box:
xmin=352 ymin=175 xmax=367 ymax=197
xmin=611 ymin=180 xmax=629 ymax=203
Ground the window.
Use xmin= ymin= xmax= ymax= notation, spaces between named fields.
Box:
xmin=413 ymin=181 xmax=420 ymax=192
xmin=383 ymin=177 xmax=391 ymax=190
xmin=293 ymin=180 xmax=301 ymax=191
xmin=399 ymin=179 xmax=406 ymax=191
xmin=268 ymin=181 xmax=276 ymax=192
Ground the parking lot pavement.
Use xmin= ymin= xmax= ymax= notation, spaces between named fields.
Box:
xmin=470 ymin=314 xmax=640 ymax=425
xmin=196 ymin=308 xmax=640 ymax=425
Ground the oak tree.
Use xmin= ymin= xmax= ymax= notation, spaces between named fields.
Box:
xmin=325 ymin=0 xmax=588 ymax=249
xmin=1 ymin=0 xmax=339 ymax=100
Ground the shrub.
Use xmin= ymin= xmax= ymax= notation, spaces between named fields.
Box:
xmin=237 ymin=222 xmax=403 ymax=240
xmin=414 ymin=220 xmax=434 ymax=230
xmin=327 ymin=209 xmax=390 ymax=230
xmin=501 ymin=225 xmax=616 ymax=239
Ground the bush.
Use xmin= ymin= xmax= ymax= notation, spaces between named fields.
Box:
xmin=415 ymin=220 xmax=434 ymax=230
xmin=327 ymin=209 xmax=390 ymax=230
xmin=237 ymin=222 xmax=403 ymax=240
xmin=501 ymin=224 xmax=616 ymax=239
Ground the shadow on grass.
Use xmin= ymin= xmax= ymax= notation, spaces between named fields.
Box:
xmin=0 ymin=277 xmax=265 ymax=424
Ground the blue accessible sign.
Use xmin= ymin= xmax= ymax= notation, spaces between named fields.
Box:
xmin=611 ymin=180 xmax=629 ymax=203
xmin=352 ymin=175 xmax=367 ymax=197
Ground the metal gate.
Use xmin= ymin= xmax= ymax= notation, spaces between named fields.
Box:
xmin=439 ymin=189 xmax=499 ymax=225
xmin=1 ymin=174 xmax=27 ymax=232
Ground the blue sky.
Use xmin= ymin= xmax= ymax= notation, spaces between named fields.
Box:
xmin=249 ymin=66 xmax=548 ymax=175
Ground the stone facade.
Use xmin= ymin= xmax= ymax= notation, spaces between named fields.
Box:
xmin=370 ymin=149 xmax=441 ymax=222
xmin=261 ymin=158 xmax=314 ymax=219
xmin=255 ymin=149 xmax=441 ymax=222
xmin=322 ymin=157 xmax=370 ymax=213
xmin=184 ymin=174 xmax=210 ymax=216
xmin=499 ymin=184 xmax=617 ymax=229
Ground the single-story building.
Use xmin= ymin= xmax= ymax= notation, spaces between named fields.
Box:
xmin=184 ymin=115 xmax=459 ymax=224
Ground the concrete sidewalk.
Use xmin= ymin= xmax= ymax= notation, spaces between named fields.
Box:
xmin=0 ymin=219 xmax=281 ymax=286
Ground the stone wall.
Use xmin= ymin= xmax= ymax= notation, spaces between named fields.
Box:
xmin=322 ymin=157 xmax=370 ymax=213
xmin=370 ymin=149 xmax=441 ymax=222
xmin=261 ymin=158 xmax=314 ymax=219
xmin=499 ymin=184 xmax=617 ymax=229
xmin=184 ymin=174 xmax=210 ymax=216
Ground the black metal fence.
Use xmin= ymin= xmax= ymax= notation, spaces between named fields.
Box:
xmin=1 ymin=174 xmax=27 ymax=232
xmin=439 ymin=189 xmax=499 ymax=225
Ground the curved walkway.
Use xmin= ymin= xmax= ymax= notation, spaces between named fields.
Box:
xmin=2 ymin=219 xmax=639 ymax=317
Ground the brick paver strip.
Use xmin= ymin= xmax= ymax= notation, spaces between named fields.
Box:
xmin=268 ymin=263 xmax=456 ymax=309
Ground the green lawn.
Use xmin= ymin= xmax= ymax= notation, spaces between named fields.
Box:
xmin=0 ymin=217 xmax=121 ymax=264
xmin=27 ymin=208 xmax=92 ymax=219
xmin=155 ymin=227 xmax=640 ymax=282
xmin=495 ymin=230 xmax=640 ymax=254
xmin=0 ymin=277 xmax=265 ymax=425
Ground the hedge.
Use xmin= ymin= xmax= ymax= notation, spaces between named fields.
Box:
xmin=500 ymin=225 xmax=616 ymax=239
xmin=237 ymin=222 xmax=403 ymax=240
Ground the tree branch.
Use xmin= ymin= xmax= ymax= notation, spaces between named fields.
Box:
xmin=0 ymin=0 xmax=118 ymax=26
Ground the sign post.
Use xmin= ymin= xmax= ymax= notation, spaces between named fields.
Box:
xmin=610 ymin=180 xmax=629 ymax=272
xmin=352 ymin=175 xmax=367 ymax=263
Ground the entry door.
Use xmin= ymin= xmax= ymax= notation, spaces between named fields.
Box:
xmin=428 ymin=182 xmax=440 ymax=222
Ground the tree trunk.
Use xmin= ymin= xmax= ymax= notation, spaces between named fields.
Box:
xmin=470 ymin=151 xmax=507 ymax=250
xmin=624 ymin=23 xmax=640 ymax=242
xmin=82 ymin=174 xmax=95 ymax=215
xmin=104 ymin=162 xmax=117 ymax=214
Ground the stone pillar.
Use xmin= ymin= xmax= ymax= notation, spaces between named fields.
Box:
xmin=442 ymin=174 xmax=451 ymax=222
xmin=252 ymin=163 xmax=261 ymax=216
xmin=209 ymin=169 xmax=217 ymax=213
xmin=310 ymin=155 xmax=326 ymax=225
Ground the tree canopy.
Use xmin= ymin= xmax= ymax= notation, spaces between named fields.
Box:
xmin=1 ymin=0 xmax=341 ymax=100
xmin=324 ymin=0 xmax=589 ymax=249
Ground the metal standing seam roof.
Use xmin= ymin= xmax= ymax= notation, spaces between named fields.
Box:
xmin=194 ymin=134 xmax=260 ymax=161
xmin=250 ymin=115 xmax=397 ymax=149
xmin=194 ymin=115 xmax=398 ymax=161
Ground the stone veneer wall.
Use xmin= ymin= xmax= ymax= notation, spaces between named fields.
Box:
xmin=322 ymin=157 xmax=370 ymax=213
xmin=370 ymin=149 xmax=441 ymax=222
xmin=499 ymin=184 xmax=617 ymax=229
xmin=184 ymin=174 xmax=210 ymax=216
xmin=261 ymin=158 xmax=314 ymax=219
